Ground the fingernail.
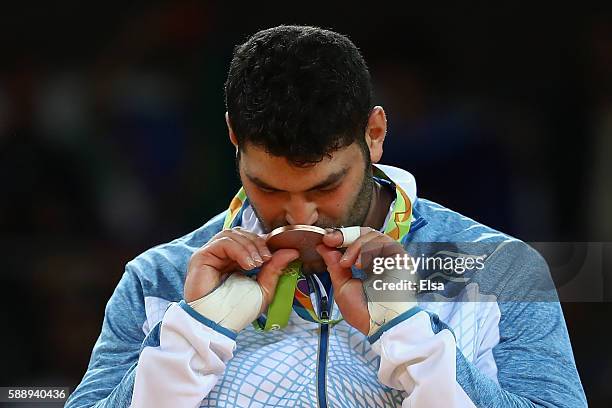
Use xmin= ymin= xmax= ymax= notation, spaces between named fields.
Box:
xmin=246 ymin=257 xmax=255 ymax=268
xmin=262 ymin=248 xmax=272 ymax=258
xmin=253 ymin=253 xmax=263 ymax=264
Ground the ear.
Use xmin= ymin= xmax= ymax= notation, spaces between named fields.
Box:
xmin=364 ymin=106 xmax=387 ymax=163
xmin=226 ymin=112 xmax=239 ymax=148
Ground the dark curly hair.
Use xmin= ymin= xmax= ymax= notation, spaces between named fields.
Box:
xmin=225 ymin=25 xmax=373 ymax=166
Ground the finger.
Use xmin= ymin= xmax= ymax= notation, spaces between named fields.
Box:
xmin=200 ymin=236 xmax=258 ymax=271
xmin=256 ymin=248 xmax=300 ymax=308
xmin=315 ymin=243 xmax=342 ymax=266
xmin=322 ymin=229 xmax=344 ymax=247
xmin=234 ymin=229 xmax=273 ymax=260
xmin=316 ymin=244 xmax=369 ymax=333
xmin=339 ymin=231 xmax=388 ymax=268
xmin=355 ymin=235 xmax=404 ymax=269
xmin=322 ymin=226 xmax=374 ymax=248
xmin=225 ymin=229 xmax=267 ymax=265
xmin=316 ymin=244 xmax=353 ymax=289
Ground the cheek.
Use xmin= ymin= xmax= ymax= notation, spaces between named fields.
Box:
xmin=247 ymin=190 xmax=285 ymax=221
xmin=313 ymin=186 xmax=355 ymax=217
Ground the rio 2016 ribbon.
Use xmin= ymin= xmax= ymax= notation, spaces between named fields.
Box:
xmin=253 ymin=260 xmax=301 ymax=331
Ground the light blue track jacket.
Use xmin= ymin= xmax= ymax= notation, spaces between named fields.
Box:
xmin=66 ymin=165 xmax=587 ymax=407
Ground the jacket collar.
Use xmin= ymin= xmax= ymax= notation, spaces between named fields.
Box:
xmin=222 ymin=164 xmax=425 ymax=242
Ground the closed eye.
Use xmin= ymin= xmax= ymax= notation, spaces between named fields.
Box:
xmin=258 ymin=185 xmax=281 ymax=194
xmin=313 ymin=183 xmax=340 ymax=193
xmin=318 ymin=185 xmax=339 ymax=192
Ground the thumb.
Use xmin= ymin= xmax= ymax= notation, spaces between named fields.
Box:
xmin=322 ymin=229 xmax=344 ymax=247
xmin=256 ymin=248 xmax=300 ymax=308
xmin=317 ymin=244 xmax=369 ymax=334
xmin=316 ymin=244 xmax=353 ymax=292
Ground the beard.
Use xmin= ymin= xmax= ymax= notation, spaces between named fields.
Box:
xmin=340 ymin=163 xmax=373 ymax=228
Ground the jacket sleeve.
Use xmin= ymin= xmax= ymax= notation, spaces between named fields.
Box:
xmin=370 ymin=242 xmax=587 ymax=407
xmin=66 ymin=265 xmax=236 ymax=408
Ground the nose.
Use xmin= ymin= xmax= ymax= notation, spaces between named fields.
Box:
xmin=285 ymin=194 xmax=318 ymax=225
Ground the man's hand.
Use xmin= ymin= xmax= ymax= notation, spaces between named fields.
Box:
xmin=184 ymin=227 xmax=299 ymax=333
xmin=316 ymin=227 xmax=417 ymax=336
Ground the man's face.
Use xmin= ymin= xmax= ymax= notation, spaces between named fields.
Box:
xmin=237 ymin=142 xmax=373 ymax=233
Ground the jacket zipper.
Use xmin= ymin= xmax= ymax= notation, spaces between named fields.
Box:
xmin=311 ymin=275 xmax=331 ymax=408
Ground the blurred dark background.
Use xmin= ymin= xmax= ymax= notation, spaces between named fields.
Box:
xmin=1 ymin=1 xmax=611 ymax=406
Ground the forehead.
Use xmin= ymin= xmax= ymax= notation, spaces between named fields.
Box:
xmin=239 ymin=143 xmax=364 ymax=190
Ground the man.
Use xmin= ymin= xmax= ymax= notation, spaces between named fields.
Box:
xmin=67 ymin=26 xmax=587 ymax=407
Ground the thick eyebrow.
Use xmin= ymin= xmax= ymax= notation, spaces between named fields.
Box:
xmin=246 ymin=168 xmax=348 ymax=192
